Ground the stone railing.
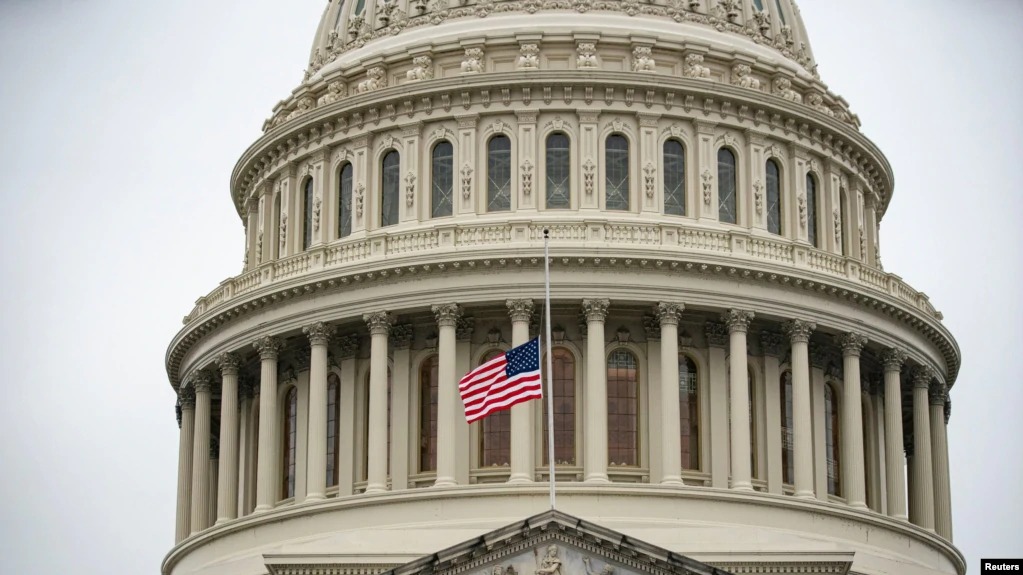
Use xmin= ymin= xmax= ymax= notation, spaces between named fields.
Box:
xmin=183 ymin=219 xmax=941 ymax=325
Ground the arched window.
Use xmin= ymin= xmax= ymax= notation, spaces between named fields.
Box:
xmin=837 ymin=188 xmax=847 ymax=255
xmin=545 ymin=133 xmax=571 ymax=209
xmin=663 ymin=140 xmax=686 ymax=216
xmin=781 ymin=370 xmax=794 ymax=485
xmin=361 ymin=368 xmax=392 ymax=479
xmin=354 ymin=0 xmax=366 ymax=16
xmin=338 ymin=163 xmax=353 ymax=238
xmin=419 ymin=355 xmax=439 ymax=472
xmin=327 ymin=373 xmax=340 ymax=487
xmin=380 ymin=150 xmax=400 ymax=227
xmin=806 ymin=173 xmax=819 ymax=248
xmin=431 ymin=141 xmax=454 ymax=218
xmin=487 ymin=135 xmax=512 ymax=212
xmin=774 ymin=0 xmax=787 ymax=24
xmin=752 ymin=0 xmax=764 ymax=10
xmin=282 ymin=387 xmax=298 ymax=499
xmin=303 ymin=177 xmax=314 ymax=250
xmin=605 ymin=135 xmax=630 ymax=211
xmin=273 ymin=193 xmax=282 ymax=258
xmin=679 ymin=355 xmax=700 ymax=470
xmin=607 ymin=348 xmax=639 ymax=466
xmin=717 ymin=148 xmax=737 ymax=224
xmin=766 ymin=159 xmax=782 ymax=235
xmin=479 ymin=349 xmax=510 ymax=467
xmin=825 ymin=383 xmax=841 ymax=496
xmin=542 ymin=347 xmax=576 ymax=466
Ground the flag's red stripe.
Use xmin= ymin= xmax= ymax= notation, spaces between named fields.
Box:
xmin=462 ymin=372 xmax=541 ymax=408
xmin=466 ymin=386 xmax=543 ymax=423
xmin=458 ymin=356 xmax=506 ymax=389
xmin=463 ymin=375 xmax=542 ymax=417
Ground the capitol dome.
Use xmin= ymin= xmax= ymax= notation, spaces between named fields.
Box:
xmin=164 ymin=0 xmax=962 ymax=573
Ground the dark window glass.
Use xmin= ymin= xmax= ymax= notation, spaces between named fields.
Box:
xmin=607 ymin=349 xmax=639 ymax=466
xmin=327 ymin=374 xmax=340 ymax=487
xmin=487 ymin=136 xmax=512 ymax=212
xmin=718 ymin=148 xmax=737 ymax=224
xmin=774 ymin=0 xmax=787 ymax=24
xmin=303 ymin=178 xmax=314 ymax=250
xmin=753 ymin=0 xmax=764 ymax=10
xmin=419 ymin=356 xmax=439 ymax=472
xmin=431 ymin=141 xmax=454 ymax=218
xmin=766 ymin=159 xmax=782 ymax=235
xmin=542 ymin=348 xmax=576 ymax=466
xmin=663 ymin=140 xmax=686 ymax=216
xmin=679 ymin=355 xmax=699 ymax=470
xmin=749 ymin=370 xmax=758 ymax=478
xmin=354 ymin=0 xmax=365 ymax=16
xmin=806 ymin=173 xmax=819 ymax=247
xmin=282 ymin=387 xmax=298 ymax=499
xmin=605 ymin=135 xmax=630 ymax=211
xmin=781 ymin=371 xmax=794 ymax=484
xmin=273 ymin=193 xmax=282 ymax=258
xmin=381 ymin=151 xmax=400 ymax=227
xmin=338 ymin=163 xmax=353 ymax=238
xmin=545 ymin=133 xmax=571 ymax=209
xmin=479 ymin=349 xmax=510 ymax=467
xmin=826 ymin=383 xmax=841 ymax=496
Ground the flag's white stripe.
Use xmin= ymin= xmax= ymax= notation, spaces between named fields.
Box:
xmin=464 ymin=375 xmax=542 ymax=416
xmin=467 ymin=386 xmax=543 ymax=422
xmin=458 ymin=356 xmax=506 ymax=388
xmin=458 ymin=361 xmax=507 ymax=391
xmin=462 ymin=372 xmax=540 ymax=407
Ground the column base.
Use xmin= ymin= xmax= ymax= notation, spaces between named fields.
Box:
xmin=433 ymin=477 xmax=457 ymax=487
xmin=214 ymin=517 xmax=234 ymax=526
xmin=507 ymin=473 xmax=534 ymax=484
xmin=730 ymin=481 xmax=755 ymax=491
xmin=253 ymin=504 xmax=273 ymax=514
xmin=848 ymin=501 xmax=869 ymax=510
xmin=584 ymin=474 xmax=611 ymax=484
xmin=659 ymin=477 xmax=684 ymax=487
xmin=364 ymin=484 xmax=388 ymax=494
xmin=794 ymin=490 xmax=816 ymax=499
xmin=305 ymin=493 xmax=326 ymax=502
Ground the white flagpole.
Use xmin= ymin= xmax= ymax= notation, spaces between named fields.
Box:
xmin=542 ymin=229 xmax=556 ymax=510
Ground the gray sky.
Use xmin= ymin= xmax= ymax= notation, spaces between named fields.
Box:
xmin=0 ymin=1 xmax=1019 ymax=573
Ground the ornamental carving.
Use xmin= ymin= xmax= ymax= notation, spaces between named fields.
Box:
xmin=833 ymin=208 xmax=842 ymax=247
xmin=355 ymin=183 xmax=365 ymax=216
xmin=507 ymin=299 xmax=535 ymax=322
xmin=357 ymin=66 xmax=387 ymax=94
xmin=643 ymin=162 xmax=656 ymax=198
xmin=336 ymin=333 xmax=360 ymax=359
xmin=807 ymin=92 xmax=835 ymax=117
xmin=581 ymin=298 xmax=610 ymax=322
xmin=582 ymin=159 xmax=595 ymax=195
xmin=278 ymin=213 xmax=288 ymax=254
xmin=722 ymin=309 xmax=754 ymax=333
xmin=521 ymin=160 xmax=534 ymax=196
xmin=456 ymin=316 xmax=475 ymax=340
xmin=718 ymin=0 xmax=740 ymax=20
xmin=517 ymin=44 xmax=540 ymax=70
xmin=759 ymin=331 xmax=785 ymax=357
xmin=405 ymin=171 xmax=417 ymax=207
xmin=389 ymin=323 xmax=414 ymax=349
xmin=773 ymin=77 xmax=802 ymax=103
xmin=406 ymin=55 xmax=434 ymax=81
xmin=782 ymin=319 xmax=816 ymax=344
xmin=190 ymin=371 xmax=214 ymax=394
xmin=912 ymin=366 xmax=936 ymax=389
xmin=364 ymin=311 xmax=394 ymax=335
xmin=930 ymin=380 xmax=947 ymax=406
xmin=838 ymin=332 xmax=867 ymax=356
xmin=631 ymin=46 xmax=655 ymax=72
xmin=881 ymin=347 xmax=907 ymax=371
xmin=252 ymin=335 xmax=285 ymax=359
xmin=731 ymin=64 xmax=760 ymax=89
xmin=704 ymin=322 xmax=728 ymax=348
xmin=797 ymin=194 xmax=807 ymax=228
xmin=752 ymin=9 xmax=771 ymax=34
xmin=461 ymin=47 xmax=485 ymax=74
xmin=753 ymin=179 xmax=764 ymax=215
xmin=317 ymin=80 xmax=347 ymax=106
xmin=178 ymin=386 xmax=196 ymax=409
xmin=655 ymin=302 xmax=684 ymax=326
xmin=461 ymin=164 xmax=474 ymax=199
xmin=285 ymin=96 xmax=315 ymax=122
xmin=216 ymin=352 xmax=240 ymax=375
xmin=432 ymin=303 xmax=462 ymax=327
xmin=683 ymin=54 xmax=711 ymax=79
xmin=313 ymin=197 xmax=322 ymax=232
xmin=576 ymin=43 xmax=599 ymax=69
xmin=255 ymin=234 xmax=263 ymax=263
xmin=701 ymin=169 xmax=713 ymax=205
xmin=859 ymin=226 xmax=867 ymax=260
xmin=303 ymin=321 xmax=336 ymax=345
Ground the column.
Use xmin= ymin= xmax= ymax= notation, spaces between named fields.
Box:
xmin=870 ymin=377 xmax=888 ymax=514
xmin=215 ymin=353 xmax=240 ymax=524
xmin=363 ymin=312 xmax=392 ymax=493
xmin=783 ymin=320 xmax=816 ymax=499
xmin=760 ymin=332 xmax=784 ymax=495
xmin=336 ymin=334 xmax=360 ymax=496
xmin=432 ymin=304 xmax=461 ymax=486
xmin=724 ymin=309 xmax=755 ymax=491
xmin=809 ymin=346 xmax=828 ymax=501
xmin=839 ymin=332 xmax=868 ymax=509
xmin=303 ymin=322 xmax=335 ymax=501
xmin=911 ymin=367 xmax=936 ymax=531
xmin=881 ymin=348 xmax=908 ymax=520
xmin=657 ymin=302 xmax=685 ymax=485
xmin=207 ymin=443 xmax=218 ymax=528
xmin=389 ymin=325 xmax=413 ymax=490
xmin=455 ymin=317 xmax=473 ymax=484
xmin=175 ymin=388 xmax=195 ymax=543
xmin=189 ymin=372 xmax=213 ymax=533
xmin=705 ymin=322 xmax=730 ymax=489
xmin=931 ymin=383 xmax=953 ymax=540
xmin=253 ymin=335 xmax=284 ymax=513
xmin=235 ymin=378 xmax=253 ymax=517
xmin=582 ymin=299 xmax=610 ymax=483
xmin=507 ymin=299 xmax=535 ymax=483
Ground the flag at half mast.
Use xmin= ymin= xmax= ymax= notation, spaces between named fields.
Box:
xmin=459 ymin=337 xmax=542 ymax=423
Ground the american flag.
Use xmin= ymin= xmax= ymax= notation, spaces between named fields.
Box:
xmin=459 ymin=337 xmax=543 ymax=423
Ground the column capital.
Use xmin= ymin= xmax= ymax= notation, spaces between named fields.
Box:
xmin=337 ymin=333 xmax=361 ymax=359
xmin=759 ymin=331 xmax=785 ymax=357
xmin=216 ymin=352 xmax=241 ymax=376
xmin=838 ymin=332 xmax=868 ymax=357
xmin=389 ymin=323 xmax=414 ymax=349
xmin=303 ymin=321 xmax=336 ymax=345
xmin=722 ymin=309 xmax=754 ymax=333
xmin=429 ymin=303 xmax=460 ymax=327
xmin=178 ymin=386 xmax=196 ymax=409
xmin=929 ymin=380 xmax=947 ymax=405
xmin=782 ymin=319 xmax=816 ymax=344
xmin=944 ymin=396 xmax=952 ymax=423
xmin=656 ymin=302 xmax=685 ymax=326
xmin=912 ymin=365 xmax=936 ymax=389
xmin=506 ymin=299 xmax=535 ymax=323
xmin=252 ymin=335 xmax=285 ymax=360
xmin=190 ymin=371 xmax=214 ymax=393
xmin=881 ymin=347 xmax=907 ymax=372
xmin=581 ymin=299 xmax=610 ymax=322
xmin=364 ymin=311 xmax=394 ymax=335
xmin=704 ymin=321 xmax=729 ymax=348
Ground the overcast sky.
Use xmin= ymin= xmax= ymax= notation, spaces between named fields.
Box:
xmin=0 ymin=1 xmax=1019 ymax=573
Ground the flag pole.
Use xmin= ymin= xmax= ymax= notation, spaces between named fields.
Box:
xmin=542 ymin=229 xmax=556 ymax=510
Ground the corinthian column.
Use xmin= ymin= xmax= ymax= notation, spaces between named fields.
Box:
xmin=839 ymin=332 xmax=868 ymax=509
xmin=432 ymin=304 xmax=461 ymax=487
xmin=725 ymin=309 xmax=755 ymax=491
xmin=911 ymin=366 xmax=936 ymax=531
xmin=582 ymin=299 xmax=610 ymax=483
xmin=783 ymin=319 xmax=816 ymax=499
xmin=175 ymin=388 xmax=195 ymax=543
xmin=363 ymin=312 xmax=392 ymax=493
xmin=253 ymin=335 xmax=284 ymax=513
xmin=930 ymin=383 xmax=953 ymax=540
xmin=882 ymin=347 xmax=908 ymax=521
xmin=657 ymin=302 xmax=685 ymax=485
xmin=506 ymin=299 xmax=535 ymax=484
xmin=215 ymin=353 xmax=240 ymax=524
xmin=303 ymin=322 xmax=335 ymax=500
xmin=189 ymin=372 xmax=214 ymax=533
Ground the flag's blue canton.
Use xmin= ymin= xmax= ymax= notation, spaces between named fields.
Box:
xmin=505 ymin=337 xmax=540 ymax=377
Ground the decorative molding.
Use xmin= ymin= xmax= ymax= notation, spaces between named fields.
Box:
xmin=881 ymin=347 xmax=907 ymax=372
xmin=303 ymin=321 xmax=336 ymax=345
xmin=406 ymin=55 xmax=434 ymax=81
xmin=363 ymin=311 xmax=394 ymax=335
xmin=683 ymin=54 xmax=711 ymax=79
xmin=838 ymin=331 xmax=867 ymax=357
xmin=432 ymin=303 xmax=462 ymax=327
xmin=731 ymin=63 xmax=760 ymax=90
xmin=461 ymin=47 xmax=485 ymax=74
xmin=576 ymin=42 xmax=599 ymax=69
xmin=782 ymin=319 xmax=816 ymax=344
xmin=631 ymin=46 xmax=655 ymax=72
xmin=643 ymin=162 xmax=656 ymax=199
xmin=521 ymin=160 xmax=534 ymax=196
xmin=704 ymin=321 xmax=728 ymax=348
xmin=357 ymin=66 xmax=387 ymax=94
xmin=759 ymin=332 xmax=785 ymax=357
xmin=389 ymin=323 xmax=414 ymax=349
xmin=507 ymin=299 xmax=535 ymax=322
xmin=216 ymin=352 xmax=240 ymax=376
xmin=517 ymin=43 xmax=540 ymax=70
xmin=722 ymin=309 xmax=754 ymax=333
xmin=583 ymin=159 xmax=596 ymax=196
xmin=461 ymin=164 xmax=474 ymax=199
xmin=701 ymin=170 xmax=713 ymax=205
xmin=655 ymin=302 xmax=684 ymax=326
xmin=405 ymin=171 xmax=417 ymax=207
xmin=581 ymin=298 xmax=610 ymax=322
xmin=253 ymin=335 xmax=284 ymax=360
xmin=753 ymin=179 xmax=764 ymax=215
